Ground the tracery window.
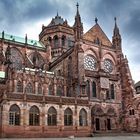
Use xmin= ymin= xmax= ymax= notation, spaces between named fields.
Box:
xmin=25 ymin=82 xmax=33 ymax=94
xmin=29 ymin=52 xmax=44 ymax=69
xmin=29 ymin=106 xmax=40 ymax=126
xmin=9 ymin=104 xmax=20 ymax=125
xmin=48 ymin=107 xmax=57 ymax=126
xmin=10 ymin=48 xmax=23 ymax=70
xmin=57 ymin=85 xmax=63 ymax=96
xmin=86 ymin=80 xmax=90 ymax=96
xmin=79 ymin=109 xmax=87 ymax=126
xmin=38 ymin=83 xmax=42 ymax=94
xmin=16 ymin=80 xmax=23 ymax=93
xmin=64 ymin=108 xmax=73 ymax=126
xmin=48 ymin=84 xmax=53 ymax=95
xmin=92 ymin=81 xmax=96 ymax=97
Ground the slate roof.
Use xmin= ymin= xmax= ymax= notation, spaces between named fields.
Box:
xmin=47 ymin=14 xmax=65 ymax=27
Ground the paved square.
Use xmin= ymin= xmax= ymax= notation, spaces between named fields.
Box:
xmin=1 ymin=136 xmax=140 ymax=140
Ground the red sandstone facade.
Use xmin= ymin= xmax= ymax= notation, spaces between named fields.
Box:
xmin=0 ymin=3 xmax=137 ymax=138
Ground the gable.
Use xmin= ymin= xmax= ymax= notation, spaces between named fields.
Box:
xmin=83 ymin=24 xmax=112 ymax=47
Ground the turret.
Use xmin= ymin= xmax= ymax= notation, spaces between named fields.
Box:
xmin=73 ymin=3 xmax=83 ymax=41
xmin=112 ymin=17 xmax=121 ymax=48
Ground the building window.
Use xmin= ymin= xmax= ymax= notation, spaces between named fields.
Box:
xmin=129 ymin=109 xmax=135 ymax=115
xmin=54 ymin=35 xmax=59 ymax=47
xmin=9 ymin=104 xmax=20 ymax=125
xmin=29 ymin=106 xmax=40 ymax=126
xmin=110 ymin=84 xmax=115 ymax=99
xmin=86 ymin=80 xmax=90 ymax=96
xmin=64 ymin=108 xmax=73 ymax=126
xmin=57 ymin=86 xmax=63 ymax=96
xmin=79 ymin=109 xmax=87 ymax=126
xmin=62 ymin=36 xmax=66 ymax=46
xmin=25 ymin=82 xmax=33 ymax=94
xmin=92 ymin=81 xmax=96 ymax=97
xmin=48 ymin=107 xmax=57 ymax=126
xmin=38 ymin=83 xmax=42 ymax=94
xmin=48 ymin=84 xmax=53 ymax=95
xmin=16 ymin=80 xmax=23 ymax=92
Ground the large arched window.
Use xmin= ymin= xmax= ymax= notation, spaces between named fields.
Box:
xmin=64 ymin=108 xmax=73 ymax=126
xmin=86 ymin=80 xmax=90 ymax=96
xmin=38 ymin=83 xmax=42 ymax=94
xmin=16 ymin=80 xmax=23 ymax=93
xmin=79 ymin=109 xmax=87 ymax=126
xmin=9 ymin=104 xmax=20 ymax=125
xmin=10 ymin=48 xmax=23 ymax=70
xmin=57 ymin=86 xmax=63 ymax=96
xmin=110 ymin=84 xmax=115 ymax=99
xmin=48 ymin=107 xmax=57 ymax=126
xmin=29 ymin=106 xmax=40 ymax=126
xmin=92 ymin=81 xmax=96 ymax=97
xmin=54 ymin=35 xmax=59 ymax=47
xmin=25 ymin=82 xmax=33 ymax=94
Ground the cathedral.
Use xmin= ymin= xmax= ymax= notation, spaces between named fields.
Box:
xmin=0 ymin=3 xmax=139 ymax=138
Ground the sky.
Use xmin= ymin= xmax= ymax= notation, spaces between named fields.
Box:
xmin=0 ymin=0 xmax=140 ymax=83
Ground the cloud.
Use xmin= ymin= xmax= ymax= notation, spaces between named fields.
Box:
xmin=0 ymin=0 xmax=140 ymax=82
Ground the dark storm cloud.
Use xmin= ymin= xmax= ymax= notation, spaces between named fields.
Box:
xmin=0 ymin=0 xmax=71 ymax=33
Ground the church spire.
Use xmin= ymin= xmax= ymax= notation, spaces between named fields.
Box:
xmin=113 ymin=17 xmax=120 ymax=36
xmin=112 ymin=17 xmax=121 ymax=48
xmin=73 ymin=2 xmax=83 ymax=41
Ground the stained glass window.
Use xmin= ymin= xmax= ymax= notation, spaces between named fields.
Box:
xmin=103 ymin=59 xmax=113 ymax=73
xmin=10 ymin=48 xmax=23 ymax=70
xmin=38 ymin=83 xmax=42 ymax=94
xmin=84 ymin=55 xmax=97 ymax=71
xmin=9 ymin=104 xmax=20 ymax=125
xmin=79 ymin=109 xmax=87 ymax=126
xmin=25 ymin=82 xmax=33 ymax=94
xmin=29 ymin=106 xmax=40 ymax=126
xmin=16 ymin=81 xmax=23 ymax=93
xmin=64 ymin=108 xmax=73 ymax=126
xmin=48 ymin=107 xmax=57 ymax=126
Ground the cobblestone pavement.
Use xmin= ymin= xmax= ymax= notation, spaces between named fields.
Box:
xmin=1 ymin=136 xmax=140 ymax=140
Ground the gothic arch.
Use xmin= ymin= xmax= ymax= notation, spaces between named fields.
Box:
xmin=10 ymin=47 xmax=24 ymax=70
xmin=28 ymin=51 xmax=45 ymax=69
xmin=85 ymin=48 xmax=99 ymax=60
xmin=91 ymin=105 xmax=104 ymax=116
xmin=106 ymin=107 xmax=116 ymax=116
xmin=102 ymin=52 xmax=116 ymax=65
xmin=47 ymin=106 xmax=57 ymax=126
xmin=9 ymin=104 xmax=20 ymax=125
xmin=79 ymin=108 xmax=87 ymax=126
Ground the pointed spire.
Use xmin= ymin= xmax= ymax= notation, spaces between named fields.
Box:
xmin=113 ymin=17 xmax=120 ymax=36
xmin=76 ymin=2 xmax=79 ymax=15
xmin=112 ymin=17 xmax=121 ymax=48
xmin=73 ymin=3 xmax=83 ymax=41
xmin=57 ymin=10 xmax=59 ymax=16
